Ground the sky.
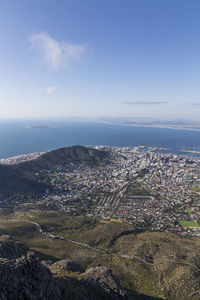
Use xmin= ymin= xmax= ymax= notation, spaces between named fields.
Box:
xmin=0 ymin=0 xmax=200 ymax=120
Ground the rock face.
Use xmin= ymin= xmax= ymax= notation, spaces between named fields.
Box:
xmin=0 ymin=236 xmax=128 ymax=300
xmin=0 ymin=252 xmax=60 ymax=300
xmin=0 ymin=235 xmax=29 ymax=259
xmin=50 ymin=259 xmax=84 ymax=273
xmin=83 ymin=267 xmax=127 ymax=299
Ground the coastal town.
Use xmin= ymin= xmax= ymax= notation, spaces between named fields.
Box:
xmin=1 ymin=146 xmax=200 ymax=236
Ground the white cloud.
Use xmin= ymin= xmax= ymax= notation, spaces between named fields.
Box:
xmin=124 ymin=101 xmax=168 ymax=105
xmin=46 ymin=86 xmax=58 ymax=94
xmin=29 ymin=86 xmax=59 ymax=95
xmin=29 ymin=32 xmax=86 ymax=70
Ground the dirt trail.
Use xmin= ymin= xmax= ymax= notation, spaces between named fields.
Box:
xmin=11 ymin=218 xmax=200 ymax=272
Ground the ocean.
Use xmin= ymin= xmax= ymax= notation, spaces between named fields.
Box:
xmin=0 ymin=119 xmax=200 ymax=158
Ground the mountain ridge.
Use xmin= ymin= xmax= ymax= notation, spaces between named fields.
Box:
xmin=0 ymin=235 xmax=129 ymax=300
xmin=0 ymin=145 xmax=107 ymax=197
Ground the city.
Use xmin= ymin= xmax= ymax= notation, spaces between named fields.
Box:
xmin=1 ymin=146 xmax=200 ymax=237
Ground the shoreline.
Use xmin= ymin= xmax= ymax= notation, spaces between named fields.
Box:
xmin=1 ymin=145 xmax=200 ymax=163
xmin=103 ymin=122 xmax=200 ymax=133
xmin=1 ymin=122 xmax=200 ymax=160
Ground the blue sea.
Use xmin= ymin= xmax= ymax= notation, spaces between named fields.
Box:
xmin=0 ymin=119 xmax=200 ymax=158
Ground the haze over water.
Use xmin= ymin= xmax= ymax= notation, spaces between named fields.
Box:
xmin=0 ymin=120 xmax=200 ymax=159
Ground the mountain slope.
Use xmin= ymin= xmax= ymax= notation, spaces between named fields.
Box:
xmin=16 ymin=145 xmax=107 ymax=173
xmin=1 ymin=212 xmax=198 ymax=300
xmin=0 ymin=145 xmax=107 ymax=197
xmin=0 ymin=164 xmax=48 ymax=196
xmin=0 ymin=235 xmax=128 ymax=300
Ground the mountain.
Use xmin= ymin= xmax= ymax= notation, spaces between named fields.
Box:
xmin=0 ymin=164 xmax=48 ymax=197
xmin=0 ymin=235 xmax=128 ymax=300
xmin=1 ymin=211 xmax=199 ymax=300
xmin=16 ymin=145 xmax=107 ymax=173
xmin=0 ymin=145 xmax=107 ymax=197
xmin=0 ymin=235 xmax=29 ymax=259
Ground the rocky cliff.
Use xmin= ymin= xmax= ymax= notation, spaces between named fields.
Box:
xmin=0 ymin=235 xmax=127 ymax=300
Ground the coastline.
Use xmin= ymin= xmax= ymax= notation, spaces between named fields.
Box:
xmin=1 ymin=120 xmax=200 ymax=159
xmin=103 ymin=122 xmax=200 ymax=133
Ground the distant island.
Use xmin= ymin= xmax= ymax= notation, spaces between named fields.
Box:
xmin=25 ymin=125 xmax=52 ymax=129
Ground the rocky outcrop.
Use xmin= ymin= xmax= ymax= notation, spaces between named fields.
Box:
xmin=49 ymin=259 xmax=84 ymax=273
xmin=0 ymin=251 xmax=61 ymax=300
xmin=0 ymin=235 xmax=29 ymax=259
xmin=0 ymin=236 xmax=128 ymax=300
xmin=83 ymin=267 xmax=128 ymax=299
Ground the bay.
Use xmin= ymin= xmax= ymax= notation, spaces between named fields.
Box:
xmin=0 ymin=119 xmax=200 ymax=158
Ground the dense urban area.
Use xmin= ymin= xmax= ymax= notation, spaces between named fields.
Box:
xmin=1 ymin=146 xmax=200 ymax=237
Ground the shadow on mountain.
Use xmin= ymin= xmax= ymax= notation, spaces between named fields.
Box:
xmin=128 ymin=290 xmax=165 ymax=300
xmin=0 ymin=145 xmax=107 ymax=198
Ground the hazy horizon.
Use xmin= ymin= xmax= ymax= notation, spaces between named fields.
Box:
xmin=0 ymin=116 xmax=200 ymax=124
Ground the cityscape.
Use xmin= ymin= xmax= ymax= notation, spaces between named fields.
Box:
xmin=2 ymin=146 xmax=200 ymax=237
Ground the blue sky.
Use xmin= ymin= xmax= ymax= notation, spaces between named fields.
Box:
xmin=0 ymin=0 xmax=200 ymax=120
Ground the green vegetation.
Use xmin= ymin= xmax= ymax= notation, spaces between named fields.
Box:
xmin=187 ymin=208 xmax=194 ymax=213
xmin=1 ymin=210 xmax=200 ymax=299
xmin=179 ymin=220 xmax=200 ymax=228
xmin=110 ymin=218 xmax=123 ymax=223
xmin=191 ymin=184 xmax=200 ymax=192
xmin=126 ymin=182 xmax=149 ymax=196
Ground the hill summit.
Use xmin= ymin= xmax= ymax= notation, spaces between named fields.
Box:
xmin=0 ymin=145 xmax=108 ymax=197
